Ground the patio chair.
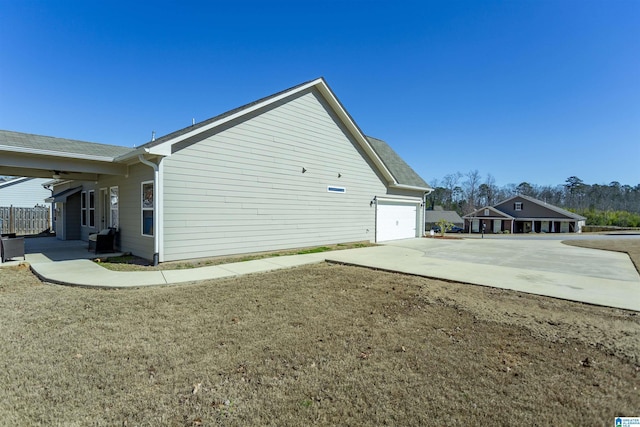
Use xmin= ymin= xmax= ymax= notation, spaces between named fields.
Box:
xmin=88 ymin=228 xmax=117 ymax=254
xmin=1 ymin=235 xmax=25 ymax=263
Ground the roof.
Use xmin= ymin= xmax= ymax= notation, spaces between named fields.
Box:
xmin=140 ymin=77 xmax=432 ymax=192
xmin=366 ymin=136 xmax=430 ymax=189
xmin=425 ymin=210 xmax=464 ymax=224
xmin=0 ymin=129 xmax=133 ymax=161
xmin=0 ymin=79 xmax=432 ymax=192
xmin=45 ymin=186 xmax=82 ymax=203
xmin=498 ymin=194 xmax=586 ymax=220
xmin=139 ymin=79 xmax=320 ymax=150
xmin=462 ymin=206 xmax=515 ymax=219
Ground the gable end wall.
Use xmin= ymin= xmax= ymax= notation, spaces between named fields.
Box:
xmin=161 ymin=88 xmax=395 ymax=261
xmin=496 ymin=197 xmax=574 ymax=219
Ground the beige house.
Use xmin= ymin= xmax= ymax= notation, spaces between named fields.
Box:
xmin=463 ymin=195 xmax=586 ymax=234
xmin=0 ymin=78 xmax=432 ymax=263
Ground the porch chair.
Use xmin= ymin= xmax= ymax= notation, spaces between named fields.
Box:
xmin=88 ymin=228 xmax=117 ymax=254
xmin=1 ymin=235 xmax=25 ymax=263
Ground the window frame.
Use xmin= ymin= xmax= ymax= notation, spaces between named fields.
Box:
xmin=88 ymin=190 xmax=95 ymax=228
xmin=141 ymin=181 xmax=154 ymax=237
xmin=81 ymin=191 xmax=87 ymax=227
xmin=515 ymin=202 xmax=523 ymax=211
xmin=110 ymin=186 xmax=119 ymax=229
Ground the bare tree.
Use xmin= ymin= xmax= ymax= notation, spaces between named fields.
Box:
xmin=462 ymin=169 xmax=481 ymax=213
xmin=442 ymin=173 xmax=462 ymax=205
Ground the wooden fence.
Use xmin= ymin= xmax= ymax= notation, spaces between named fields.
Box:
xmin=0 ymin=206 xmax=51 ymax=236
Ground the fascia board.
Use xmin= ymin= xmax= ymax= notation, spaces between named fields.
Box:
xmin=313 ymin=81 xmax=398 ymax=186
xmin=0 ymin=144 xmax=117 ymax=163
xmin=390 ymin=183 xmax=434 ymax=193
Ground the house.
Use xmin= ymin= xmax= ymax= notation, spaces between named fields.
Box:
xmin=0 ymin=78 xmax=432 ymax=263
xmin=424 ymin=206 xmax=464 ymax=230
xmin=463 ymin=195 xmax=586 ymax=234
xmin=0 ymin=177 xmax=53 ymax=235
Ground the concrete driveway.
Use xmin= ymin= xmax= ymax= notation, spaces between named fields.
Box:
xmin=324 ymin=237 xmax=640 ymax=311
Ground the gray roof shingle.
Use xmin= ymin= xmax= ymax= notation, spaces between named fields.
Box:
xmin=366 ymin=136 xmax=430 ymax=189
xmin=425 ymin=210 xmax=464 ymax=224
xmin=0 ymin=129 xmax=133 ymax=159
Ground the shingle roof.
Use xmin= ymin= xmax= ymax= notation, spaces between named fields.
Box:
xmin=506 ymin=194 xmax=587 ymax=220
xmin=425 ymin=210 xmax=463 ymax=224
xmin=0 ymin=129 xmax=133 ymax=159
xmin=366 ymin=136 xmax=430 ymax=189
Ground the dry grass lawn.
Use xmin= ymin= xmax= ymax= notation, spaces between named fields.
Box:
xmin=0 ymin=239 xmax=639 ymax=425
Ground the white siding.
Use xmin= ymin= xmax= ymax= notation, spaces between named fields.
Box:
xmin=162 ymin=88 xmax=391 ymax=261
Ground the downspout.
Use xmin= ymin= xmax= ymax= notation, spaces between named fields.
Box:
xmin=422 ymin=188 xmax=433 ymax=237
xmin=138 ymin=154 xmax=160 ymax=266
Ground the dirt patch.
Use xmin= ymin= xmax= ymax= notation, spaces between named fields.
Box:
xmin=0 ymin=261 xmax=637 ymax=425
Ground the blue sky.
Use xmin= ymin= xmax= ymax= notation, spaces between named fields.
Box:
xmin=1 ymin=0 xmax=638 ymax=188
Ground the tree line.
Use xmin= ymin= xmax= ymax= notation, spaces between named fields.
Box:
xmin=429 ymin=171 xmax=640 ymax=227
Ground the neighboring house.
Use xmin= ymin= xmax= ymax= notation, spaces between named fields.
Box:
xmin=0 ymin=78 xmax=433 ymax=262
xmin=463 ymin=195 xmax=586 ymax=234
xmin=425 ymin=206 xmax=463 ymax=230
xmin=0 ymin=177 xmax=53 ymax=234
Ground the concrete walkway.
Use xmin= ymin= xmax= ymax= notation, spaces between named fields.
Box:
xmin=2 ymin=236 xmax=639 ymax=311
xmin=28 ymin=253 xmax=328 ymax=288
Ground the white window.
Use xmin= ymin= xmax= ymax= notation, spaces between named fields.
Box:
xmin=141 ymin=181 xmax=154 ymax=236
xmin=484 ymin=209 xmax=490 ymax=216
xmin=110 ymin=187 xmax=119 ymax=229
xmin=81 ymin=191 xmax=87 ymax=227
xmin=88 ymin=190 xmax=95 ymax=227
xmin=515 ymin=202 xmax=523 ymax=211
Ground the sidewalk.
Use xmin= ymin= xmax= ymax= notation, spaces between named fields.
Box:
xmin=28 ymin=253 xmax=328 ymax=288
xmin=3 ymin=237 xmax=639 ymax=311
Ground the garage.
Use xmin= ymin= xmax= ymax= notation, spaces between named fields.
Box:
xmin=376 ymin=199 xmax=420 ymax=242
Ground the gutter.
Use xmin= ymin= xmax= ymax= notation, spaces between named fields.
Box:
xmin=390 ymin=183 xmax=434 ymax=194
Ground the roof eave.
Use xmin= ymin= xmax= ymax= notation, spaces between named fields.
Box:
xmin=389 ymin=183 xmax=434 ymax=193
xmin=0 ymin=144 xmax=118 ymax=163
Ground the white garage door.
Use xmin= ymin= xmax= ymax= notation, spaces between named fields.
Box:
xmin=376 ymin=201 xmax=418 ymax=242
